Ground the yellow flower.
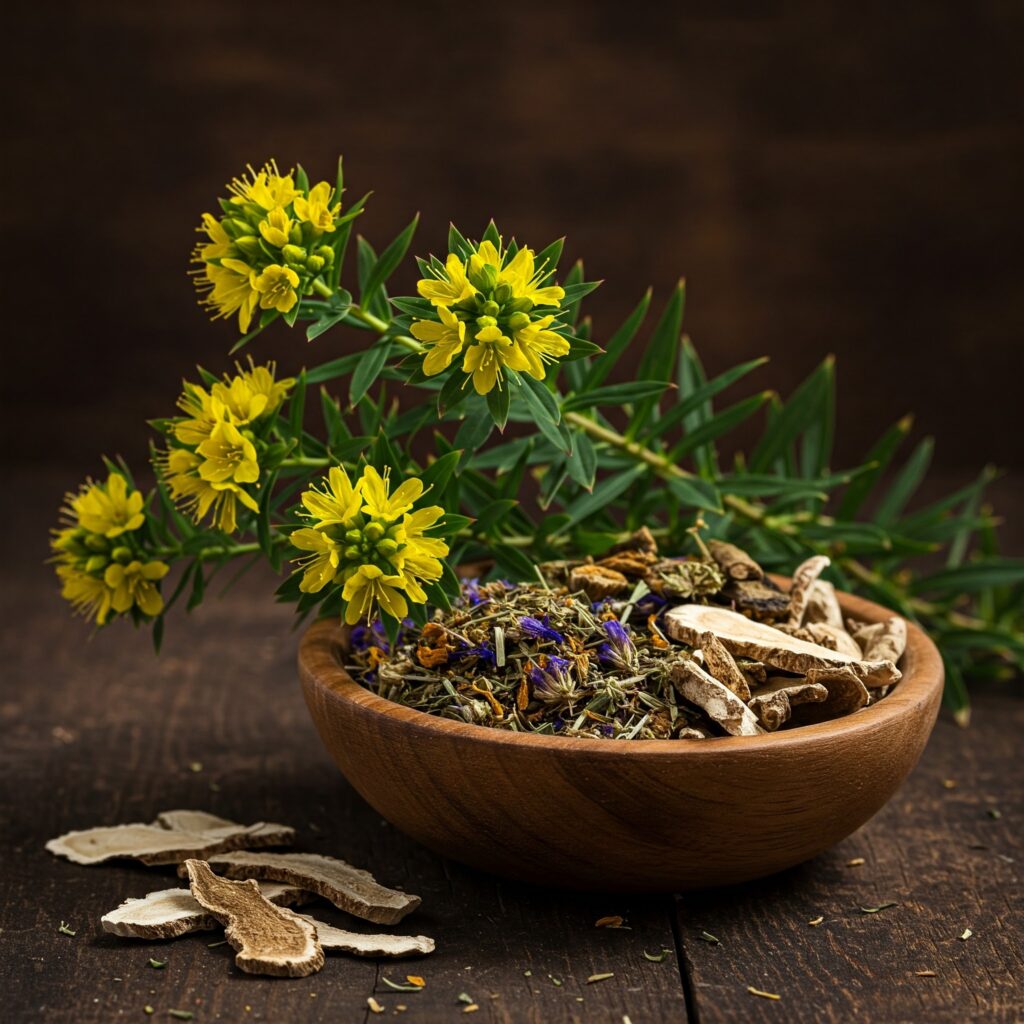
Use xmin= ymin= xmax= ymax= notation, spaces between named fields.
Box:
xmin=290 ymin=528 xmax=343 ymax=593
xmin=196 ymin=212 xmax=232 ymax=262
xmin=258 ymin=206 xmax=293 ymax=248
xmin=510 ymin=314 xmax=572 ymax=380
xmin=300 ymin=466 xmax=363 ymax=530
xmin=462 ymin=325 xmax=531 ymax=395
xmin=68 ymin=473 xmax=146 ymax=539
xmin=57 ymin=564 xmax=116 ymax=625
xmin=197 ymin=420 xmax=260 ymax=485
xmin=229 ymin=161 xmax=299 ymax=211
xmin=174 ymin=383 xmax=219 ymax=446
xmin=417 ymin=253 xmax=476 ymax=307
xmin=293 ymin=181 xmax=340 ymax=232
xmin=251 ymin=264 xmax=299 ymax=314
xmin=341 ymin=565 xmax=410 ymax=625
xmin=410 ymin=305 xmax=466 ymax=376
xmin=104 ymin=559 xmax=169 ymax=618
xmin=162 ymin=449 xmax=258 ymax=534
xmin=289 ymin=464 xmax=450 ymax=625
xmin=360 ymin=466 xmax=424 ymax=522
xmin=198 ymin=259 xmax=259 ymax=333
xmin=230 ymin=359 xmax=294 ymax=416
xmin=491 ymin=244 xmax=565 ymax=307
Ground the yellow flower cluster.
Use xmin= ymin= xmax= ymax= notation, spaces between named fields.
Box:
xmin=192 ymin=161 xmax=343 ymax=333
xmin=51 ymin=473 xmax=168 ymax=625
xmin=159 ymin=360 xmax=294 ymax=534
xmin=412 ymin=238 xmax=571 ymax=394
xmin=291 ymin=465 xmax=449 ymax=625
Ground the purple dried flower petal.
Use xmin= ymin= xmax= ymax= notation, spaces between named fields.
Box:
xmin=519 ymin=616 xmax=564 ymax=644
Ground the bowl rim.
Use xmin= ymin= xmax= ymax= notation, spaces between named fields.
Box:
xmin=299 ymin=580 xmax=945 ymax=758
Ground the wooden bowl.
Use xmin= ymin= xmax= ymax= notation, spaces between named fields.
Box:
xmin=298 ymin=586 xmax=943 ymax=891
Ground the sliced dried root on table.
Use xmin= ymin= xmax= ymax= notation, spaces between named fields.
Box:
xmin=698 ymin=630 xmax=751 ymax=701
xmin=748 ymin=679 xmax=828 ymax=732
xmin=663 ymin=604 xmax=901 ymax=688
xmin=46 ymin=811 xmax=295 ymax=866
xmin=185 ymin=851 xmax=421 ymax=925
xmin=101 ymin=882 xmax=311 ymax=940
xmin=721 ymin=576 xmax=790 ymax=620
xmin=787 ymin=555 xmax=832 ymax=626
xmin=567 ymin=564 xmax=630 ymax=600
xmin=185 ymin=859 xmax=324 ymax=978
xmin=670 ymin=660 xmax=763 ymax=737
xmin=299 ymin=916 xmax=435 ymax=957
xmin=708 ymin=539 xmax=764 ymax=581
xmin=777 ymin=622 xmax=863 ymax=658
xmin=848 ymin=616 xmax=908 ymax=664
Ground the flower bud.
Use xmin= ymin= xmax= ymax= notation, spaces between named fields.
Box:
xmin=282 ymin=244 xmax=307 ymax=264
xmin=85 ymin=554 xmax=107 ymax=573
xmin=345 ymin=529 xmax=362 ymax=544
xmin=344 ymin=545 xmax=362 ymax=561
xmin=506 ymin=311 xmax=531 ymax=331
xmin=234 ymin=235 xmax=262 ymax=259
xmin=494 ymin=283 xmax=513 ymax=304
xmin=289 ymin=224 xmax=304 ymax=246
xmin=507 ymin=297 xmax=534 ymax=313
xmin=305 ymin=255 xmax=324 ymax=274
xmin=364 ymin=522 xmax=385 ymax=542
xmin=223 ymin=218 xmax=251 ymax=239
xmin=476 ymin=315 xmax=497 ymax=329
xmin=315 ymin=245 xmax=334 ymax=264
xmin=482 ymin=299 xmax=501 ymax=317
xmin=469 ymin=263 xmax=499 ymax=292
xmin=377 ymin=538 xmax=399 ymax=557
xmin=111 ymin=546 xmax=132 ymax=564
xmin=84 ymin=534 xmax=108 ymax=552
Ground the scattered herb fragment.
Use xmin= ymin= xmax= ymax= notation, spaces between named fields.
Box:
xmin=587 ymin=973 xmax=615 ymax=984
xmin=915 ymin=970 xmax=937 ymax=977
xmin=148 ymin=958 xmax=167 ymax=970
xmin=942 ymin=779 xmax=956 ymax=789
xmin=846 ymin=857 xmax=865 ymax=867
xmin=457 ymin=993 xmax=475 ymax=1004
xmin=144 ymin=1009 xmax=154 ymax=1017
xmin=381 ymin=978 xmax=423 ymax=993
xmin=463 ymin=1007 xmax=479 ymax=1015
xmin=987 ymin=808 xmax=1002 ymax=820
xmin=959 ymin=928 xmax=973 ymax=941
xmin=548 ymin=975 xmax=562 ymax=987
xmin=523 ymin=970 xmax=532 ymax=977
xmin=168 ymin=1013 xmax=194 ymax=1021
xmin=367 ymin=996 xmax=385 ymax=1014
xmin=58 ymin=921 xmax=76 ymax=937
xmin=860 ymin=902 xmax=899 ymax=914
xmin=808 ymin=916 xmax=825 ymax=927
xmin=595 ymin=915 xmax=624 ymax=928
xmin=189 ymin=762 xmax=203 ymax=773
xmin=643 ymin=948 xmax=672 ymax=962
xmin=698 ymin=931 xmax=720 ymax=945
xmin=206 ymin=940 xmax=227 ymax=949
xmin=406 ymin=975 xmax=425 ymax=988
xmin=747 ymin=987 xmax=781 ymax=1000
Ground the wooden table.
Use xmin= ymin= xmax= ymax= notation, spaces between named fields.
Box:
xmin=4 ymin=476 xmax=1021 ymax=1022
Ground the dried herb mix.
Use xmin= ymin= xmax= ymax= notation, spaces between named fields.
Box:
xmin=348 ymin=537 xmax=906 ymax=739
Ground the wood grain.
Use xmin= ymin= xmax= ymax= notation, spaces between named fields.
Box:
xmin=298 ymin=587 xmax=943 ymax=891
xmin=2 ymin=469 xmax=1020 ymax=1022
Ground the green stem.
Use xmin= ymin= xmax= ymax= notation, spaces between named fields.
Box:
xmin=153 ymin=541 xmax=264 ymax=562
xmin=280 ymin=456 xmax=332 ymax=469
xmin=309 ymin=279 xmax=425 ymax=355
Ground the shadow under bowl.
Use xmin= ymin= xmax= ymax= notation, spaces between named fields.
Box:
xmin=298 ymin=584 xmax=943 ymax=891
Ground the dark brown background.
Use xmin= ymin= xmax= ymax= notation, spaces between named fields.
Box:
xmin=3 ymin=0 xmax=1023 ymax=475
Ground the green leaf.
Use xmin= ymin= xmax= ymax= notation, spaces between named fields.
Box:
xmin=481 ymin=219 xmax=501 ymax=248
xmin=565 ymin=430 xmax=597 ymax=490
xmin=486 ymin=384 xmax=512 ymax=431
xmin=518 ymin=377 xmax=570 ymax=454
xmin=448 ymin=222 xmax=472 ymax=258
xmin=749 ymin=359 xmax=831 ymax=473
xmin=584 ymin=289 xmax=652 ymax=389
xmin=629 ymin=281 xmax=685 ymax=434
xmin=349 ymin=341 xmax=392 ymax=406
xmin=533 ymin=237 xmax=565 ymax=280
xmin=492 ymin=542 xmax=539 ymax=581
xmin=911 ymin=559 xmax=1024 ymax=596
xmin=454 ymin=410 xmax=493 ymax=453
xmin=946 ymin=467 xmax=997 ymax=567
xmin=228 ymin=314 xmax=275 ymax=355
xmin=645 ymin=357 xmax=769 ymax=442
xmin=419 ymin=450 xmax=462 ymax=493
xmin=519 ymin=372 xmax=561 ymax=423
xmin=799 ymin=355 xmax=835 ymax=479
xmin=875 ymin=437 xmax=934 ymax=526
xmin=675 ymin=336 xmax=717 ymax=477
xmin=670 ymin=392 xmax=771 ymax=461
xmin=439 ymin=372 xmax=472 ymax=416
xmin=665 ymin=475 xmax=723 ymax=513
xmin=562 ymin=379 xmax=671 ymax=413
xmin=304 ymin=352 xmax=362 ymax=384
xmin=306 ymin=290 xmax=353 ymax=341
xmin=559 ymin=464 xmax=646 ymax=529
xmin=836 ymin=415 xmax=913 ymax=519
xmin=361 ymin=214 xmax=419 ymax=304
xmin=558 ymin=280 xmax=602 ymax=307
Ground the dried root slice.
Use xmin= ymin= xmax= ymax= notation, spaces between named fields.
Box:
xmin=721 ymin=577 xmax=790 ymax=620
xmin=300 ymin=915 xmax=435 ymax=957
xmin=708 ymin=540 xmax=764 ymax=581
xmin=185 ymin=859 xmax=323 ymax=978
xmin=698 ymin=631 xmax=751 ymax=701
xmin=848 ymin=617 xmax=907 ymax=665
xmin=568 ymin=564 xmax=631 ymax=600
xmin=670 ymin=660 xmax=763 ymax=737
xmin=663 ymin=604 xmax=900 ymax=688
xmin=777 ymin=622 xmax=863 ymax=658
xmin=189 ymin=851 xmax=421 ymax=925
xmin=46 ymin=811 xmax=295 ymax=866
xmin=101 ymin=882 xmax=310 ymax=940
xmin=792 ymin=666 xmax=871 ymax=724
xmin=787 ymin=555 xmax=831 ymax=626
xmin=803 ymin=580 xmax=845 ymax=629
xmin=748 ymin=679 xmax=828 ymax=731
